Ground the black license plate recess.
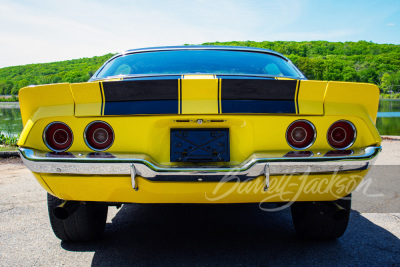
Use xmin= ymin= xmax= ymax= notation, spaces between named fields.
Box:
xmin=170 ymin=129 xmax=230 ymax=162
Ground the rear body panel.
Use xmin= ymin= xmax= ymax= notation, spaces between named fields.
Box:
xmin=31 ymin=170 xmax=370 ymax=203
xmin=19 ymin=113 xmax=379 ymax=165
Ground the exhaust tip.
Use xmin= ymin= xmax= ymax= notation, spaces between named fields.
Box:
xmin=53 ymin=207 xmax=69 ymax=220
xmin=53 ymin=201 xmax=81 ymax=220
xmin=313 ymin=201 xmax=348 ymax=221
xmin=332 ymin=208 xmax=348 ymax=221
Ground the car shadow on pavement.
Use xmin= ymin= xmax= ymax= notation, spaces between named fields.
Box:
xmin=61 ymin=203 xmax=400 ymax=266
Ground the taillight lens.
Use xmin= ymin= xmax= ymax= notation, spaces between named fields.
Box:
xmin=84 ymin=121 xmax=114 ymax=151
xmin=286 ymin=120 xmax=316 ymax=150
xmin=43 ymin=122 xmax=73 ymax=152
xmin=327 ymin=120 xmax=356 ymax=149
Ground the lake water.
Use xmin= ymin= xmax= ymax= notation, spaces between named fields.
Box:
xmin=1 ymin=99 xmax=400 ymax=136
xmin=0 ymin=103 xmax=22 ymax=137
xmin=375 ymin=99 xmax=400 ymax=135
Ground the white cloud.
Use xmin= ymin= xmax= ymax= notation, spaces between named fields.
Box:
xmin=0 ymin=0 xmax=304 ymax=68
xmin=1 ymin=0 xmax=398 ymax=68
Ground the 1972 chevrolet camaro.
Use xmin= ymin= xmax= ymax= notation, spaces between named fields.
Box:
xmin=18 ymin=46 xmax=381 ymax=241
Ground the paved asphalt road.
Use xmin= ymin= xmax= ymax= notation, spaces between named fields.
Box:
xmin=0 ymin=140 xmax=399 ymax=266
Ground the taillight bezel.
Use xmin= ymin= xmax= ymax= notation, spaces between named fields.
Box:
xmin=286 ymin=120 xmax=317 ymax=150
xmin=327 ymin=120 xmax=357 ymax=150
xmin=84 ymin=121 xmax=114 ymax=151
xmin=43 ymin=122 xmax=74 ymax=152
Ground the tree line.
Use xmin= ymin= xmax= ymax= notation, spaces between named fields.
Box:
xmin=202 ymin=41 xmax=400 ymax=95
xmin=0 ymin=53 xmax=114 ymax=95
xmin=0 ymin=41 xmax=399 ymax=96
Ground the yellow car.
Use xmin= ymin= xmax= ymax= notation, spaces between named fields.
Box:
xmin=18 ymin=46 xmax=381 ymax=241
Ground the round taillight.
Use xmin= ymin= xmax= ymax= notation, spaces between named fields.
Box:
xmin=84 ymin=121 xmax=114 ymax=151
xmin=286 ymin=120 xmax=316 ymax=150
xmin=327 ymin=120 xmax=356 ymax=150
xmin=43 ymin=122 xmax=73 ymax=152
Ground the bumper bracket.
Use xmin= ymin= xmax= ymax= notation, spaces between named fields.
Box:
xmin=131 ymin=164 xmax=138 ymax=191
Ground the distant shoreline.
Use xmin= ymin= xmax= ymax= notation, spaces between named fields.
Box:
xmin=0 ymin=95 xmax=19 ymax=103
xmin=0 ymin=102 xmax=19 ymax=108
xmin=380 ymin=97 xmax=400 ymax=100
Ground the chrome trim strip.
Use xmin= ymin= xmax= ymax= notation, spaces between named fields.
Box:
xmin=19 ymin=146 xmax=381 ymax=182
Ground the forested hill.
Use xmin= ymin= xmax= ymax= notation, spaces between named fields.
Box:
xmin=1 ymin=41 xmax=400 ymax=96
xmin=0 ymin=53 xmax=115 ymax=95
xmin=203 ymin=41 xmax=400 ymax=94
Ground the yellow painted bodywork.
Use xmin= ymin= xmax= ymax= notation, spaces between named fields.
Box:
xmin=324 ymin=81 xmax=381 ymax=142
xmin=18 ymin=78 xmax=381 ymax=203
xmin=298 ymin=80 xmax=327 ymax=115
xmin=35 ymin=170 xmax=368 ymax=203
xmin=17 ymin=83 xmax=75 ymax=146
xmin=70 ymin=82 xmax=102 ymax=117
xmin=181 ymin=75 xmax=219 ymax=114
xmin=19 ymin=114 xmax=379 ymax=165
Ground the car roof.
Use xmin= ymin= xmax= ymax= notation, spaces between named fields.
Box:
xmin=113 ymin=45 xmax=288 ymax=61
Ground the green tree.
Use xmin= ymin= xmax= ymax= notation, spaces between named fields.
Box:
xmin=0 ymin=81 xmax=14 ymax=95
xmin=1 ymin=41 xmax=400 ymax=95
xmin=381 ymin=72 xmax=400 ymax=93
xmin=342 ymin=66 xmax=359 ymax=82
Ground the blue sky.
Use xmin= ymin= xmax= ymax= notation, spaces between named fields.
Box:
xmin=0 ymin=0 xmax=399 ymax=68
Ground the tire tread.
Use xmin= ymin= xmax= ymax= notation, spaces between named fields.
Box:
xmin=47 ymin=193 xmax=108 ymax=242
xmin=291 ymin=194 xmax=351 ymax=240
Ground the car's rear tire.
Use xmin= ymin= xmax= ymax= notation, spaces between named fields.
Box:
xmin=290 ymin=194 xmax=351 ymax=240
xmin=47 ymin=193 xmax=108 ymax=242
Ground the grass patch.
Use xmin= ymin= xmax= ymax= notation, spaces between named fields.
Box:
xmin=0 ymin=133 xmax=19 ymax=146
xmin=380 ymin=93 xmax=400 ymax=99
xmin=0 ymin=95 xmax=18 ymax=102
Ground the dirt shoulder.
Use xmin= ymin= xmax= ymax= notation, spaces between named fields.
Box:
xmin=376 ymin=138 xmax=400 ymax=165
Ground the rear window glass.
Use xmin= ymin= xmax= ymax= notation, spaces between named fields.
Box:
xmin=96 ymin=50 xmax=302 ymax=78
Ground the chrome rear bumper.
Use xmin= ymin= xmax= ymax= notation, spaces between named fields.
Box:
xmin=19 ymin=146 xmax=381 ymax=183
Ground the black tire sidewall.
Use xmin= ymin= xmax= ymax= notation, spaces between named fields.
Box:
xmin=291 ymin=194 xmax=351 ymax=240
xmin=47 ymin=193 xmax=108 ymax=242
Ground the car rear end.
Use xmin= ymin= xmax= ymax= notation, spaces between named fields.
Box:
xmin=17 ymin=48 xmax=381 ymax=203
xmin=18 ymin=46 xmax=382 ymax=241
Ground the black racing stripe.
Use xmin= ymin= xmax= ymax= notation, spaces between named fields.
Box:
xmin=104 ymin=100 xmax=178 ymax=115
xmin=221 ymin=100 xmax=296 ymax=114
xmin=221 ymin=79 xmax=297 ymax=101
xmin=103 ymin=79 xmax=178 ymax=102
xmin=296 ymin=80 xmax=301 ymax=114
xmin=179 ymin=79 xmax=182 ymax=114
xmin=101 ymin=79 xmax=179 ymax=115
xmin=99 ymin=77 xmax=298 ymax=115
xmin=99 ymin=83 xmax=103 ymax=115
xmin=217 ymin=79 xmax=220 ymax=113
